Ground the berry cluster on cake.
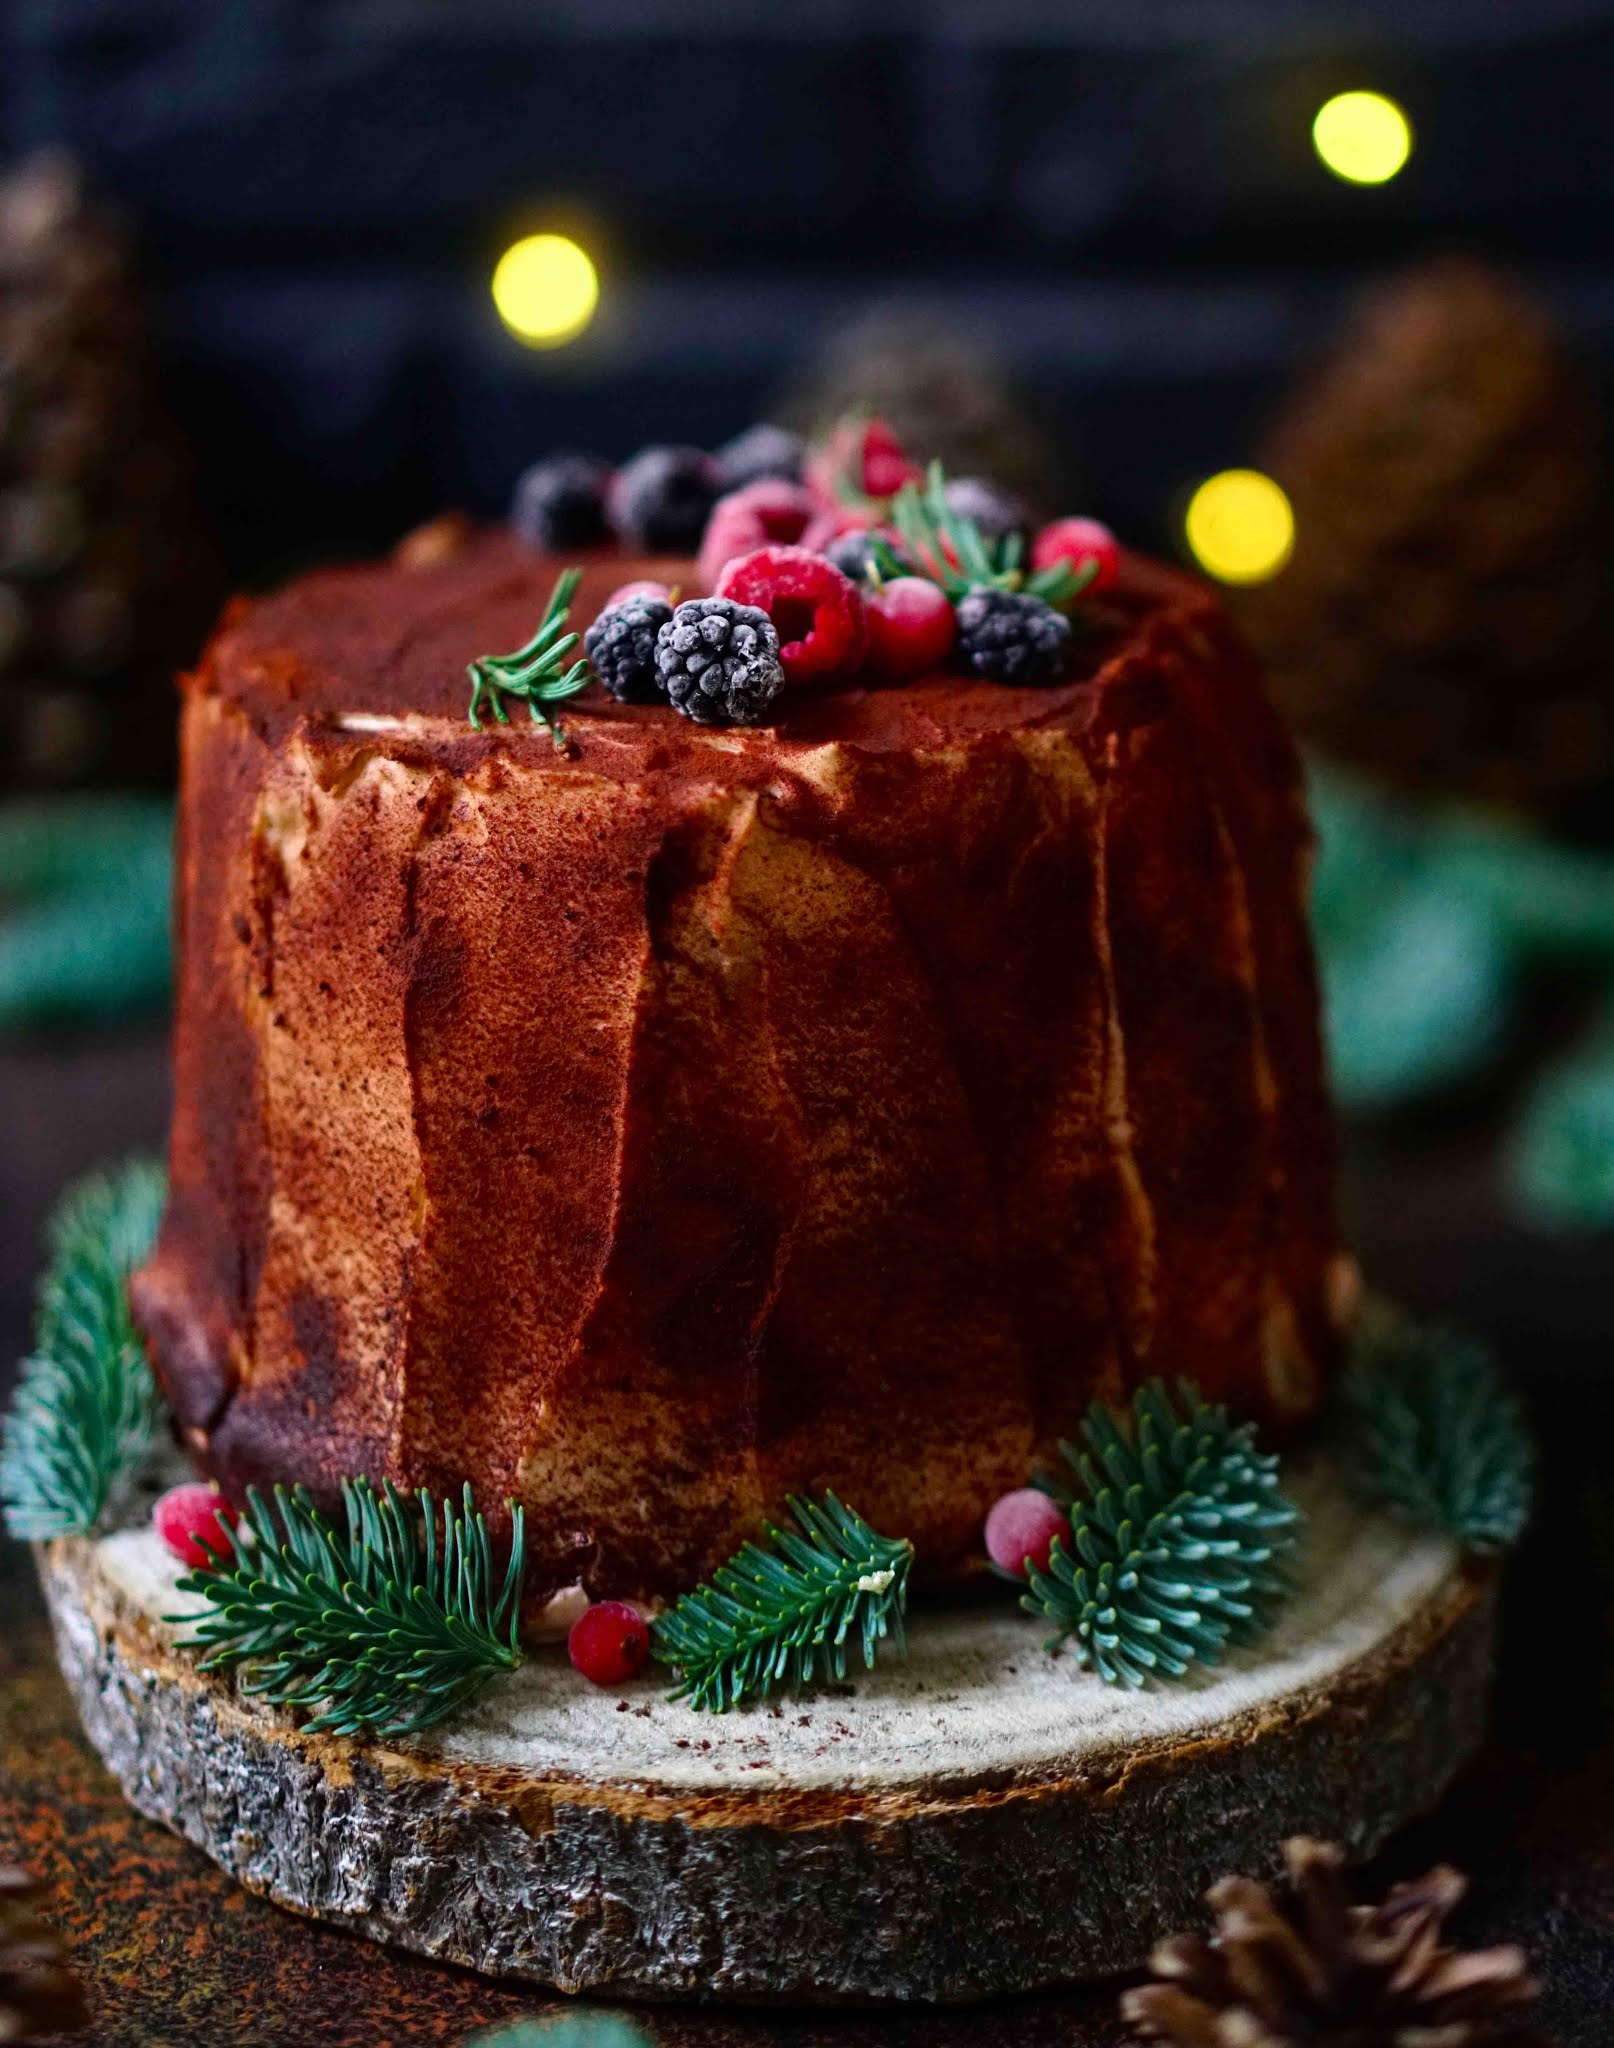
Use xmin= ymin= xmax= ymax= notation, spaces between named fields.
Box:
xmin=130 ymin=413 xmax=1345 ymax=1613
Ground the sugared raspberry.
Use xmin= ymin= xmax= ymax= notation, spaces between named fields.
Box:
xmin=154 ymin=1482 xmax=239 ymax=1570
xmin=1032 ymin=517 xmax=1121 ymax=593
xmin=806 ymin=416 xmax=920 ymax=507
xmin=984 ymin=1488 xmax=1067 ymax=1578
xmin=716 ymin=545 xmax=867 ymax=685
xmin=697 ymin=480 xmax=816 ymax=589
xmin=865 ymin=576 xmax=956 ymax=680
xmin=800 ymin=504 xmax=875 ymax=554
xmin=568 ymin=1600 xmax=651 ymax=1686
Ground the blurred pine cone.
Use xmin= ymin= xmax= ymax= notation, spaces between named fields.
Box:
xmin=779 ymin=306 xmax=1060 ymax=511
xmin=0 ymin=1866 xmax=88 ymax=2043
xmin=1122 ymin=1836 xmax=1541 ymax=2047
xmin=1240 ymin=259 xmax=1614 ymax=831
xmin=0 ymin=151 xmax=216 ymax=791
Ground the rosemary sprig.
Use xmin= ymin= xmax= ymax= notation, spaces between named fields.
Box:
xmin=466 ymin=567 xmax=590 ymax=745
xmin=173 ymin=1479 xmax=526 ymax=1737
xmin=890 ymin=460 xmax=1097 ymax=609
xmin=651 ymin=1491 xmax=913 ymax=1712
xmin=0 ymin=1158 xmax=166 ymax=1540
xmin=1021 ymin=1379 xmax=1300 ymax=1689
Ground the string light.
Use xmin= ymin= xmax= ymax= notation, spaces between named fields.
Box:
xmin=1184 ymin=471 xmax=1294 ymax=586
xmin=491 ymin=233 xmax=599 ymax=348
xmin=1311 ymin=91 xmax=1414 ymax=186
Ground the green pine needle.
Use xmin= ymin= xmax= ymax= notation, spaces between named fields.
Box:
xmin=890 ymin=460 xmax=1098 ymax=609
xmin=1340 ymin=1309 xmax=1533 ymax=1553
xmin=650 ymin=1491 xmax=913 ymax=1713
xmin=466 ymin=566 xmax=591 ymax=744
xmin=1 ymin=1158 xmax=166 ymax=1540
xmin=1021 ymin=1379 xmax=1301 ymax=1689
xmin=173 ymin=1480 xmax=526 ymax=1738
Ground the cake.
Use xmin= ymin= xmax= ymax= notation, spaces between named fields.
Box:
xmin=131 ymin=457 xmax=1343 ymax=1607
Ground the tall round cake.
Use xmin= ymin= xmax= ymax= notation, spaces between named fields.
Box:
xmin=131 ymin=528 xmax=1342 ymax=1604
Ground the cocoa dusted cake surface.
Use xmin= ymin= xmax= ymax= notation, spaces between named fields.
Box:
xmin=132 ymin=529 xmax=1343 ymax=1605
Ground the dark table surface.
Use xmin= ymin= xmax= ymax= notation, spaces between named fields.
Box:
xmin=3 ymin=1023 xmax=1614 ymax=2048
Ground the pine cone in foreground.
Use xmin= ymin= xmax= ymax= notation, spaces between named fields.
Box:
xmin=0 ymin=1866 xmax=89 ymax=2043
xmin=1122 ymin=1837 xmax=1540 ymax=2047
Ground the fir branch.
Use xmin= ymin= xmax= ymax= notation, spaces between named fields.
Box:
xmin=1022 ymin=1380 xmax=1300 ymax=1689
xmin=466 ymin=567 xmax=590 ymax=745
xmin=650 ymin=1491 xmax=913 ymax=1713
xmin=1 ymin=1158 xmax=165 ymax=1540
xmin=173 ymin=1480 xmax=525 ymax=1737
xmin=1340 ymin=1308 xmax=1532 ymax=1553
xmin=890 ymin=461 xmax=1098 ymax=609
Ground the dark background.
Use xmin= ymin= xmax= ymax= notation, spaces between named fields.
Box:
xmin=6 ymin=6 xmax=1614 ymax=2042
xmin=6 ymin=0 xmax=1614 ymax=583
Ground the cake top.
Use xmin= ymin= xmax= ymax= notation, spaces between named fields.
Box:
xmin=193 ymin=417 xmax=1227 ymax=771
xmin=201 ymin=530 xmax=1221 ymax=759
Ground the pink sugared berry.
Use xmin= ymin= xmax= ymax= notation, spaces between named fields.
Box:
xmin=805 ymin=416 xmax=920 ymax=508
xmin=697 ymin=480 xmax=815 ymax=589
xmin=153 ymin=1482 xmax=239 ymax=1570
xmin=984 ymin=1488 xmax=1067 ymax=1578
xmin=568 ymin=1600 xmax=651 ymax=1686
xmin=716 ymin=544 xmax=868 ymax=685
xmin=799 ymin=503 xmax=875 ymax=555
xmin=603 ymin=578 xmax=673 ymax=610
xmin=1032 ymin=517 xmax=1121 ymax=593
xmin=865 ymin=576 xmax=956 ymax=680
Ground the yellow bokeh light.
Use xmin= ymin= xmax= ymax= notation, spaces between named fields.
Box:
xmin=492 ymin=233 xmax=599 ymax=348
xmin=1311 ymin=90 xmax=1413 ymax=185
xmin=1184 ymin=470 xmax=1294 ymax=586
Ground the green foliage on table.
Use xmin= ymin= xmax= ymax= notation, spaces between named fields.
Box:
xmin=0 ymin=1158 xmax=165 ymax=1539
xmin=651 ymin=1491 xmax=913 ymax=1712
xmin=1021 ymin=1379 xmax=1300 ymax=1689
xmin=1340 ymin=1308 xmax=1533 ymax=1553
xmin=173 ymin=1480 xmax=526 ymax=1738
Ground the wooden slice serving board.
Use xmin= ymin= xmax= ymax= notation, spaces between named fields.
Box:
xmin=36 ymin=1463 xmax=1495 ymax=2006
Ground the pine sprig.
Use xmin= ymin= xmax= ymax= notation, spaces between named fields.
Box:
xmin=890 ymin=460 xmax=1097 ymax=608
xmin=1022 ymin=1380 xmax=1300 ymax=1689
xmin=173 ymin=1479 xmax=525 ymax=1737
xmin=1 ymin=1158 xmax=166 ymax=1540
xmin=1340 ymin=1309 xmax=1533 ymax=1553
xmin=650 ymin=1491 xmax=913 ymax=1712
xmin=466 ymin=567 xmax=590 ymax=745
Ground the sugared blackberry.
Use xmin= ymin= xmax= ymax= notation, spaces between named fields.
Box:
xmin=824 ymin=528 xmax=911 ymax=584
xmin=510 ymin=452 xmax=612 ymax=550
xmin=715 ymin=422 xmax=805 ymax=492
xmin=608 ymin=445 xmax=718 ymax=552
xmin=655 ymin=597 xmax=785 ymax=726
xmin=942 ymin=476 xmax=1027 ymax=549
xmin=955 ymin=588 xmax=1072 ymax=685
xmin=585 ymin=595 xmax=674 ymax=704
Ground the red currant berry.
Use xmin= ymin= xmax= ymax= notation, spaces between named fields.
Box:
xmin=602 ymin=578 xmax=672 ymax=610
xmin=716 ymin=544 xmax=868 ymax=685
xmin=983 ymin=1488 xmax=1067 ymax=1578
xmin=697 ymin=480 xmax=815 ymax=589
xmin=865 ymin=576 xmax=956 ymax=680
xmin=1031 ymin=517 xmax=1120 ymax=593
xmin=153 ymin=1482 xmax=239 ymax=1570
xmin=568 ymin=1600 xmax=651 ymax=1687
